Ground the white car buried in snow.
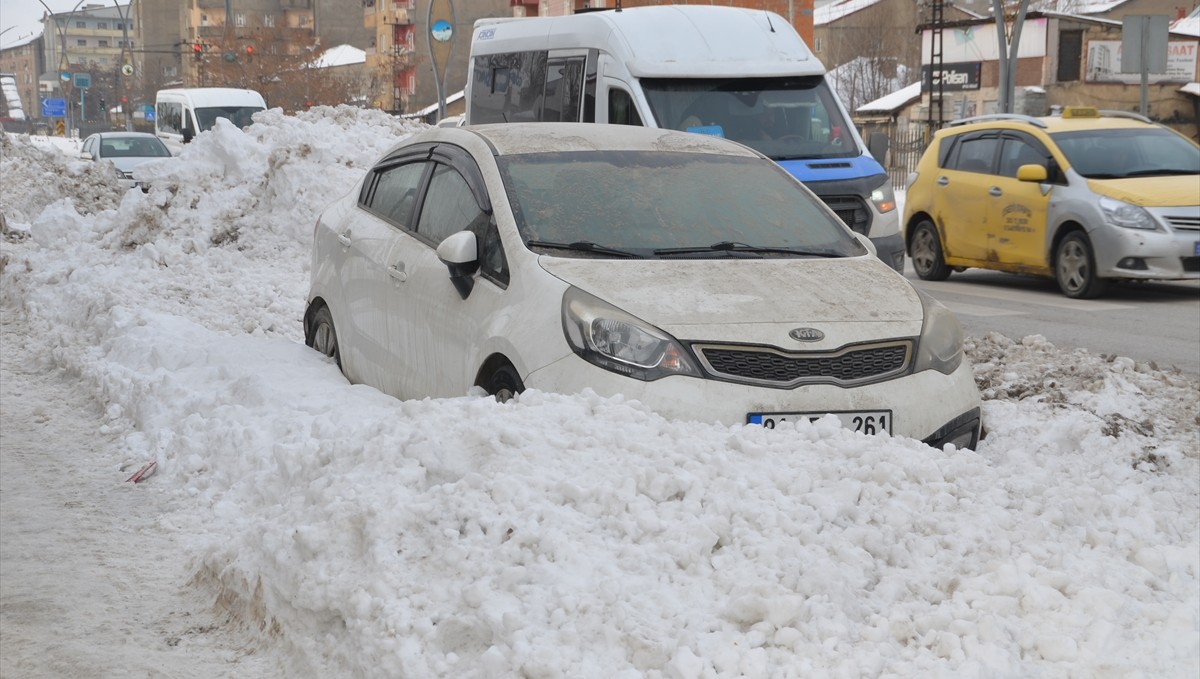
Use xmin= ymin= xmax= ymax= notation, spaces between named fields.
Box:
xmin=305 ymin=123 xmax=983 ymax=448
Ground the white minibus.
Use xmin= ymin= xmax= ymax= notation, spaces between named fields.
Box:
xmin=465 ymin=6 xmax=904 ymax=271
xmin=154 ymin=87 xmax=266 ymax=151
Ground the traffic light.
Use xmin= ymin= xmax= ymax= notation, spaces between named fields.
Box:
xmin=245 ymin=45 xmax=254 ymax=63
xmin=99 ymin=96 xmax=106 ymax=111
xmin=193 ymin=43 xmax=203 ymax=60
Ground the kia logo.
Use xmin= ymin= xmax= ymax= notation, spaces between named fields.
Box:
xmin=789 ymin=328 xmax=824 ymax=342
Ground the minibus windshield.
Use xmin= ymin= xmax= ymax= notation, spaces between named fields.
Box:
xmin=641 ymin=76 xmax=859 ymax=161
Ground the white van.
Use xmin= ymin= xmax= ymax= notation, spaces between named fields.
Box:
xmin=466 ymin=6 xmax=904 ymax=271
xmin=154 ymin=87 xmax=266 ymax=151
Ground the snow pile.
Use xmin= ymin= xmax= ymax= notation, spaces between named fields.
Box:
xmin=1 ymin=107 xmax=1197 ymax=678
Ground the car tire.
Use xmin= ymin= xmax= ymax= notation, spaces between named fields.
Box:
xmin=306 ymin=305 xmax=343 ymax=371
xmin=1055 ymin=232 xmax=1108 ymax=299
xmin=484 ymin=364 xmax=525 ymax=403
xmin=909 ymin=220 xmax=951 ymax=281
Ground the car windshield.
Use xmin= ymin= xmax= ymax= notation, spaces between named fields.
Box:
xmin=640 ymin=76 xmax=858 ymax=161
xmin=195 ymin=105 xmax=264 ymax=132
xmin=498 ymin=150 xmax=863 ymax=259
xmin=1051 ymin=127 xmax=1200 ymax=179
xmin=100 ymin=137 xmax=171 ymax=158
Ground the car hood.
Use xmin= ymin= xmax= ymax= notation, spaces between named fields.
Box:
xmin=1086 ymin=175 xmax=1200 ymax=207
xmin=110 ymin=157 xmax=165 ymax=174
xmin=538 ymin=256 xmax=925 ymax=346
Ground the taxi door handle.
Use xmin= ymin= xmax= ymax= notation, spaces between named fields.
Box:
xmin=989 ymin=187 xmax=1003 ymax=197
xmin=336 ymin=229 xmax=352 ymax=247
xmin=936 ymin=176 xmax=949 ymax=186
xmin=388 ymin=262 xmax=408 ymax=282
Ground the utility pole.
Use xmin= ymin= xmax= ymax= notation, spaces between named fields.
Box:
xmin=991 ymin=0 xmax=1030 ymax=114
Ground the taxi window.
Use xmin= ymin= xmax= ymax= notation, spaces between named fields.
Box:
xmin=949 ymin=135 xmax=999 ymax=174
xmin=998 ymin=137 xmax=1046 ymax=177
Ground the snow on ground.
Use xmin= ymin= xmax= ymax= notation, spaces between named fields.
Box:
xmin=1 ymin=108 xmax=1197 ymax=678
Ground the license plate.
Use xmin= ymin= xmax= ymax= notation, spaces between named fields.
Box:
xmin=747 ymin=410 xmax=893 ymax=435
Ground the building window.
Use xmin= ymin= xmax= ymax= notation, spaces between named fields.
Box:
xmin=814 ymin=36 xmax=823 ymax=53
xmin=76 ymin=39 xmax=87 ymax=47
xmin=299 ymin=15 xmax=308 ymax=27
xmin=264 ymin=14 xmax=275 ymax=27
xmin=97 ymin=22 xmax=108 ymax=29
xmin=76 ymin=21 xmax=86 ymax=28
xmin=201 ymin=14 xmax=209 ymax=26
xmin=98 ymin=39 xmax=109 ymax=47
xmin=408 ymin=74 xmax=416 ymax=93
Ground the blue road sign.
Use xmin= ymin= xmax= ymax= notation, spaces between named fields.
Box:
xmin=73 ymin=72 xmax=91 ymax=88
xmin=42 ymin=97 xmax=66 ymax=117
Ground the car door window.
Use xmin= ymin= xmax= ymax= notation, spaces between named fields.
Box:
xmin=365 ymin=161 xmax=428 ymax=230
xmin=416 ymin=163 xmax=490 ymax=246
xmin=949 ymin=135 xmax=999 ymax=174
xmin=998 ymin=136 xmax=1048 ymax=178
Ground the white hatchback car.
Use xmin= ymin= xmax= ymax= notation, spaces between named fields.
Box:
xmin=306 ymin=123 xmax=982 ymax=449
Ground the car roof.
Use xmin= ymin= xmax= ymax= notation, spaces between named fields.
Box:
xmin=91 ymin=131 xmax=160 ymax=139
xmin=939 ymin=111 xmax=1159 ymax=137
xmin=403 ymin=122 xmax=764 ymax=159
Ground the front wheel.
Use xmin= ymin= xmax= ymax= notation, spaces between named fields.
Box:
xmin=909 ymin=220 xmax=951 ymax=281
xmin=483 ymin=365 xmax=525 ymax=403
xmin=1055 ymin=232 xmax=1108 ymax=299
xmin=306 ymin=305 xmax=342 ymax=371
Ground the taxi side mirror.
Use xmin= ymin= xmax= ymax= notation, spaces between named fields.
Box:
xmin=1016 ymin=164 xmax=1048 ymax=182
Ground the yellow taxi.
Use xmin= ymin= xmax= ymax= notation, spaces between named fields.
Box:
xmin=903 ymin=107 xmax=1200 ymax=298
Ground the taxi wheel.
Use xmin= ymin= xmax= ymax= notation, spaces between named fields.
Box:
xmin=909 ymin=220 xmax=951 ymax=281
xmin=485 ymin=364 xmax=525 ymax=403
xmin=1055 ymin=232 xmax=1108 ymax=299
xmin=306 ymin=305 xmax=343 ymax=371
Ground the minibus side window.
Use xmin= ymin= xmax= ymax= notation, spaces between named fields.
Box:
xmin=608 ymin=88 xmax=642 ymax=126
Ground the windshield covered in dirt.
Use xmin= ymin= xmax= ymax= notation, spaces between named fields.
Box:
xmin=498 ymin=150 xmax=862 ymax=259
xmin=641 ymin=76 xmax=859 ymax=161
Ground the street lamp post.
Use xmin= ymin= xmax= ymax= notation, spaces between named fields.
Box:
xmin=36 ymin=0 xmax=91 ymax=136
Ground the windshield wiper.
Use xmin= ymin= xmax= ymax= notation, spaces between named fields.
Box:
xmin=654 ymin=241 xmax=842 ymax=258
xmin=525 ymin=240 xmax=643 ymax=258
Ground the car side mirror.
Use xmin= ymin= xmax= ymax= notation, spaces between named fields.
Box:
xmin=853 ymin=232 xmax=878 ymax=257
xmin=436 ymin=230 xmax=480 ymax=299
xmin=182 ymin=120 xmax=194 ymax=144
xmin=867 ymin=132 xmax=889 ymax=164
xmin=80 ymin=152 xmax=93 ymax=160
xmin=1016 ymin=164 xmax=1048 ymax=182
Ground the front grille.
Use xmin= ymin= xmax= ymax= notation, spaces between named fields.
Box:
xmin=693 ymin=340 xmax=912 ymax=388
xmin=820 ymin=195 xmax=871 ymax=236
xmin=1166 ymin=215 xmax=1200 ymax=232
xmin=1183 ymin=257 xmax=1200 ymax=273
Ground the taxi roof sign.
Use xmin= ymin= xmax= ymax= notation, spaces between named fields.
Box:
xmin=1060 ymin=106 xmax=1100 ymax=118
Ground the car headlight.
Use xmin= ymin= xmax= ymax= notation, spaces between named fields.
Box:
xmin=869 ymin=175 xmax=897 ymax=214
xmin=1100 ymin=196 xmax=1158 ymax=231
xmin=913 ymin=289 xmax=964 ymax=375
xmin=562 ymin=287 xmax=701 ymax=381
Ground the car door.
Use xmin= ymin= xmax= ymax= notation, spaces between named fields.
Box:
xmin=988 ymin=132 xmax=1054 ymax=270
xmin=385 ymin=145 xmax=508 ymax=398
xmin=338 ymin=153 xmax=432 ymax=394
xmin=934 ymin=132 xmax=1001 ymax=263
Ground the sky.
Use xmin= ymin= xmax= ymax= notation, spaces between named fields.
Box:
xmin=0 ymin=0 xmax=120 ymax=49
xmin=1 ymin=108 xmax=1198 ymax=678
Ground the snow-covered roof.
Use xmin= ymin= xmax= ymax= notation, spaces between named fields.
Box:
xmin=856 ymin=81 xmax=920 ymax=113
xmin=408 ymin=89 xmax=465 ymax=117
xmin=310 ymin=44 xmax=366 ymax=69
xmin=1171 ymin=13 xmax=1200 ymax=38
xmin=815 ymin=0 xmax=883 ymax=26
